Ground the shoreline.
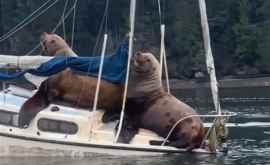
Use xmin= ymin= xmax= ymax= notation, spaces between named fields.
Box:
xmin=168 ymin=76 xmax=270 ymax=90
xmin=1 ymin=76 xmax=270 ymax=91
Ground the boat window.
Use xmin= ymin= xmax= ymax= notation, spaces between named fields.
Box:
xmin=38 ymin=119 xmax=78 ymax=134
xmin=0 ymin=110 xmax=18 ymax=127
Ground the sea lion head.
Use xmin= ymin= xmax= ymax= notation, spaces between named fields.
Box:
xmin=128 ymin=52 xmax=163 ymax=97
xmin=132 ymin=51 xmax=160 ymax=76
xmin=40 ymin=32 xmax=70 ymax=56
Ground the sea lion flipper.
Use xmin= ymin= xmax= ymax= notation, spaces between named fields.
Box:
xmin=168 ymin=140 xmax=189 ymax=149
xmin=114 ymin=117 xmax=139 ymax=144
xmin=18 ymin=80 xmax=50 ymax=128
xmin=102 ymin=111 xmax=120 ymax=123
xmin=149 ymin=140 xmax=170 ymax=146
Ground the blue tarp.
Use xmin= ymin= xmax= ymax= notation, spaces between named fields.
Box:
xmin=0 ymin=42 xmax=128 ymax=84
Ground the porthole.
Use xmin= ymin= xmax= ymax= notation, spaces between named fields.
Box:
xmin=38 ymin=118 xmax=78 ymax=134
xmin=0 ymin=110 xmax=18 ymax=127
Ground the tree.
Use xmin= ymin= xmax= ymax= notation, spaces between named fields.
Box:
xmin=232 ymin=0 xmax=259 ymax=66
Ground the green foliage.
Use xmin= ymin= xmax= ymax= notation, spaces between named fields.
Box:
xmin=0 ymin=0 xmax=270 ymax=78
xmin=232 ymin=0 xmax=260 ymax=66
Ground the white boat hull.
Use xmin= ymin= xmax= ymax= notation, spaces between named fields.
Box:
xmin=0 ymin=130 xmax=210 ymax=157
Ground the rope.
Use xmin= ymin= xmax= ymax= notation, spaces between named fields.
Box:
xmin=200 ymin=118 xmax=217 ymax=148
xmin=0 ymin=0 xmax=54 ymax=42
xmin=114 ymin=0 xmax=136 ymax=143
xmin=71 ymin=0 xmax=78 ymax=49
xmin=0 ymin=0 xmax=60 ymax=42
xmin=161 ymin=113 xmax=235 ymax=146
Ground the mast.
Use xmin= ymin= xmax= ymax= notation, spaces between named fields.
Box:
xmin=114 ymin=0 xmax=136 ymax=142
xmin=198 ymin=0 xmax=221 ymax=115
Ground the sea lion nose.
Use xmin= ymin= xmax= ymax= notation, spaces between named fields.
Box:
xmin=40 ymin=32 xmax=48 ymax=40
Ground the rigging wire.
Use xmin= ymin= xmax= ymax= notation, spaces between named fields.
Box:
xmin=163 ymin=45 xmax=170 ymax=93
xmin=114 ymin=0 xmax=136 ymax=143
xmin=71 ymin=0 xmax=78 ymax=49
xmin=157 ymin=0 xmax=162 ymax=25
xmin=61 ymin=0 xmax=69 ymax=40
xmin=157 ymin=0 xmax=170 ymax=93
xmin=25 ymin=0 xmax=78 ymax=55
xmin=89 ymin=0 xmax=110 ymax=139
xmin=92 ymin=0 xmax=110 ymax=56
xmin=74 ymin=0 xmax=110 ymax=109
xmin=89 ymin=34 xmax=108 ymax=139
xmin=0 ymin=0 xmax=61 ymax=42
xmin=25 ymin=43 xmax=41 ymax=56
xmin=0 ymin=0 xmax=54 ymax=41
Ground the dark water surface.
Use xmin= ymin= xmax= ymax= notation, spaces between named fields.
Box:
xmin=0 ymin=86 xmax=270 ymax=165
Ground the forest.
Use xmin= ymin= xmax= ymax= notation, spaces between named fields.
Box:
xmin=0 ymin=0 xmax=270 ymax=79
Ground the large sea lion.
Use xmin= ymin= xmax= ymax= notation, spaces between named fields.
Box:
xmin=18 ymin=33 xmax=123 ymax=128
xmin=123 ymin=52 xmax=205 ymax=150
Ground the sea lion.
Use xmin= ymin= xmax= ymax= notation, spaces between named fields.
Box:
xmin=25 ymin=32 xmax=77 ymax=87
xmin=124 ymin=52 xmax=205 ymax=150
xmin=40 ymin=32 xmax=77 ymax=57
xmin=18 ymin=33 xmax=124 ymax=128
xmin=19 ymin=69 xmax=124 ymax=127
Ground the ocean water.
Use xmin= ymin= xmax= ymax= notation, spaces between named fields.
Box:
xmin=0 ymin=86 xmax=269 ymax=165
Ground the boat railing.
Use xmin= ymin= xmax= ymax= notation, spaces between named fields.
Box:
xmin=161 ymin=111 xmax=236 ymax=153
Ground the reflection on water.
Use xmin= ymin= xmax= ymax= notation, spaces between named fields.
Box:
xmin=0 ymin=85 xmax=270 ymax=164
xmin=0 ymin=155 xmax=229 ymax=165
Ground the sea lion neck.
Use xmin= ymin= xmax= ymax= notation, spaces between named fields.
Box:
xmin=54 ymin=47 xmax=77 ymax=57
xmin=128 ymin=70 xmax=163 ymax=97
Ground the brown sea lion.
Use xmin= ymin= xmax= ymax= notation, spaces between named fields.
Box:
xmin=40 ymin=32 xmax=77 ymax=57
xmin=18 ymin=33 xmax=123 ymax=128
xmin=25 ymin=32 xmax=77 ymax=87
xmin=124 ymin=52 xmax=205 ymax=150
xmin=19 ymin=69 xmax=123 ymax=127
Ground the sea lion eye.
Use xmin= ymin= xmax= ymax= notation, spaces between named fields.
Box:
xmin=50 ymin=40 xmax=55 ymax=44
xmin=41 ymin=41 xmax=46 ymax=46
xmin=146 ymin=59 xmax=151 ymax=62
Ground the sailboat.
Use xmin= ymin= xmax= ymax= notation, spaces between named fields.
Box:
xmin=0 ymin=0 xmax=235 ymax=156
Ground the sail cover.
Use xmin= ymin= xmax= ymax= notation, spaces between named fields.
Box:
xmin=0 ymin=42 xmax=128 ymax=84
